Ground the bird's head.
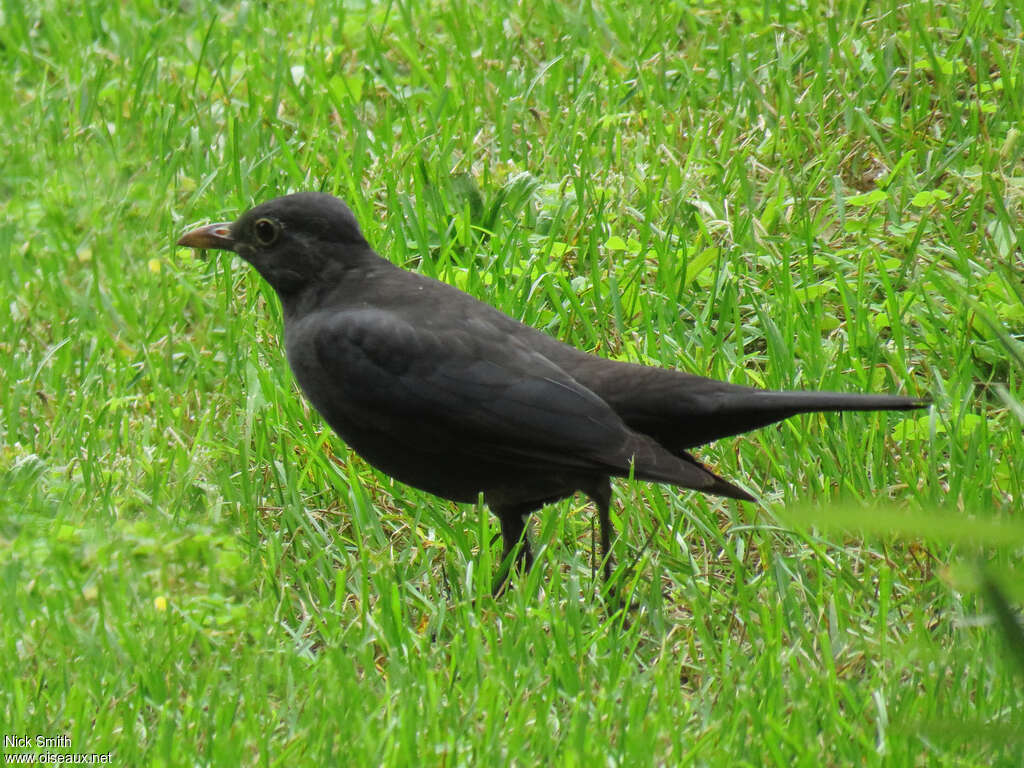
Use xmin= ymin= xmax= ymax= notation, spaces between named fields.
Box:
xmin=177 ymin=192 xmax=374 ymax=295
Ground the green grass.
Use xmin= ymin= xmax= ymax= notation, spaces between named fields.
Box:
xmin=2 ymin=0 xmax=1023 ymax=764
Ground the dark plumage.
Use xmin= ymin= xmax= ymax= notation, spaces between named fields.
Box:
xmin=178 ymin=192 xmax=928 ymax=594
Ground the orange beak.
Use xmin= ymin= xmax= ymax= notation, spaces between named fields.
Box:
xmin=176 ymin=222 xmax=235 ymax=251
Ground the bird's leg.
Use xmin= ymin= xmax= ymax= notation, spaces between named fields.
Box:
xmin=588 ymin=478 xmax=637 ymax=619
xmin=589 ymin=478 xmax=614 ymax=584
xmin=491 ymin=508 xmax=534 ymax=597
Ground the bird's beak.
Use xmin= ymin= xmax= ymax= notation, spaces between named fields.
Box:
xmin=176 ymin=222 xmax=235 ymax=251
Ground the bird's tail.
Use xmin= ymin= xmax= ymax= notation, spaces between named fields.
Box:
xmin=737 ymin=390 xmax=929 ymax=413
xmin=615 ymin=387 xmax=930 ymax=502
xmin=668 ymin=387 xmax=930 ymax=450
xmin=569 ymin=358 xmax=929 ymax=451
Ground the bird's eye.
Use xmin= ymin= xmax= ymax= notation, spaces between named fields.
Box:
xmin=253 ymin=218 xmax=280 ymax=246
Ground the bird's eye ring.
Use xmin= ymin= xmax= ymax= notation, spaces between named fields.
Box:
xmin=253 ymin=218 xmax=280 ymax=246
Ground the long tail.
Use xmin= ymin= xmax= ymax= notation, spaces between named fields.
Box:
xmin=624 ymin=389 xmax=927 ymax=503
xmin=739 ymin=390 xmax=929 ymax=413
xmin=563 ymin=357 xmax=930 ymax=453
xmin=675 ymin=388 xmax=930 ymax=450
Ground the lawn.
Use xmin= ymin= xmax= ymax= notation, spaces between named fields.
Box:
xmin=2 ymin=0 xmax=1022 ymax=764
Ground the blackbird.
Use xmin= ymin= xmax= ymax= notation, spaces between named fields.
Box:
xmin=178 ymin=192 xmax=928 ymax=594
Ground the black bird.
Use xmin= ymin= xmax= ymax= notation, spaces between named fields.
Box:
xmin=178 ymin=192 xmax=928 ymax=594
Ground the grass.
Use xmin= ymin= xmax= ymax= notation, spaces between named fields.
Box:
xmin=2 ymin=0 xmax=1022 ymax=764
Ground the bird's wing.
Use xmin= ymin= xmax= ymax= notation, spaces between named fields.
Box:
xmin=304 ymin=307 xmax=642 ymax=474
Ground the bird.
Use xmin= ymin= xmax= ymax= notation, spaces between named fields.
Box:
xmin=178 ymin=192 xmax=928 ymax=595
